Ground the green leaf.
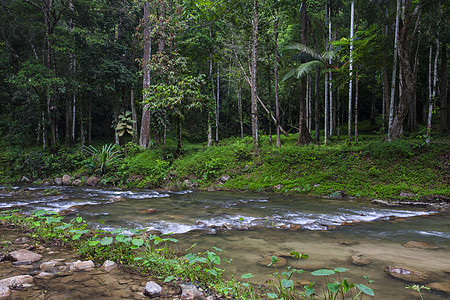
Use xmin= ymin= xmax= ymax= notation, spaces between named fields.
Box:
xmin=207 ymin=268 xmax=218 ymax=276
xmin=304 ymin=287 xmax=315 ymax=296
xmin=334 ymin=268 xmax=349 ymax=273
xmin=268 ymin=255 xmax=279 ymax=266
xmin=88 ymin=240 xmax=99 ymax=246
xmin=327 ymin=282 xmax=340 ymax=293
xmin=281 ymin=279 xmax=293 ymax=289
xmin=267 ymin=292 xmax=278 ymax=299
xmin=132 ymin=238 xmax=144 ymax=247
xmin=290 ymin=250 xmax=308 ymax=260
xmin=311 ymin=269 xmax=335 ymax=276
xmin=164 ymin=275 xmax=177 ymax=282
xmin=100 ymin=237 xmax=113 ymax=245
xmin=241 ymin=273 xmax=255 ymax=279
xmin=356 ymin=284 xmax=374 ymax=296
xmin=211 ymin=246 xmax=225 ymax=252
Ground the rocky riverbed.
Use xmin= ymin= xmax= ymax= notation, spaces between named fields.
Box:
xmin=0 ymin=226 xmax=214 ymax=300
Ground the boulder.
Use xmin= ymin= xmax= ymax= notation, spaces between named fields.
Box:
xmin=428 ymin=282 xmax=450 ymax=295
xmin=72 ymin=179 xmax=82 ymax=186
xmin=54 ymin=177 xmax=63 ymax=185
xmin=184 ymin=180 xmax=199 ymax=189
xmin=40 ymin=260 xmax=62 ymax=270
xmin=180 ymin=283 xmax=204 ymax=300
xmin=399 ymin=192 xmax=415 ymax=198
xmin=107 ymin=197 xmax=126 ymax=204
xmin=101 ymin=260 xmax=118 ymax=272
xmin=69 ymin=260 xmax=94 ymax=271
xmin=9 ymin=249 xmax=42 ymax=262
xmin=0 ymin=285 xmax=10 ymax=300
xmin=37 ymin=272 xmax=55 ymax=279
xmin=0 ymin=275 xmax=34 ymax=287
xmin=59 ymin=209 xmax=77 ymax=216
xmin=62 ymin=174 xmax=71 ymax=185
xmin=384 ymin=266 xmax=429 ymax=283
xmin=219 ymin=175 xmax=230 ymax=183
xmin=12 ymin=260 xmax=32 ymax=266
xmin=350 ymin=255 xmax=372 ymax=266
xmin=402 ymin=241 xmax=441 ymax=250
xmin=143 ymin=281 xmax=162 ymax=298
xmin=86 ymin=176 xmax=100 ymax=186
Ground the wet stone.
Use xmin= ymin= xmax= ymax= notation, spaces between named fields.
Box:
xmin=13 ymin=237 xmax=30 ymax=245
xmin=12 ymin=260 xmax=32 ymax=266
xmin=402 ymin=241 xmax=441 ymax=250
xmin=84 ymin=279 xmax=101 ymax=288
xmin=180 ymin=283 xmax=204 ymax=300
xmin=427 ymin=282 xmax=450 ymax=295
xmin=69 ymin=260 xmax=94 ymax=271
xmin=101 ymin=260 xmax=118 ymax=272
xmin=384 ymin=266 xmax=430 ymax=283
xmin=9 ymin=249 xmax=42 ymax=262
xmin=72 ymin=272 xmax=91 ymax=282
xmin=37 ymin=272 xmax=55 ymax=279
xmin=350 ymin=255 xmax=372 ymax=266
xmin=143 ymin=281 xmax=162 ymax=298
xmin=0 ymin=285 xmax=11 ymax=300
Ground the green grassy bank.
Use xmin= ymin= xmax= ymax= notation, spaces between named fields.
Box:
xmin=1 ymin=134 xmax=448 ymax=201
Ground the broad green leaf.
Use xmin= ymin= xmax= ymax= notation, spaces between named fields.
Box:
xmin=100 ymin=236 xmax=113 ymax=245
xmin=334 ymin=267 xmax=349 ymax=273
xmin=356 ymin=284 xmax=374 ymax=296
xmin=132 ymin=238 xmax=144 ymax=247
xmin=311 ymin=269 xmax=335 ymax=276
xmin=241 ymin=273 xmax=255 ymax=279
xmin=281 ymin=279 xmax=293 ymax=288
xmin=327 ymin=282 xmax=340 ymax=293
xmin=267 ymin=292 xmax=278 ymax=299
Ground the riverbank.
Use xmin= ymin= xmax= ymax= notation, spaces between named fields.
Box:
xmin=1 ymin=136 xmax=449 ymax=202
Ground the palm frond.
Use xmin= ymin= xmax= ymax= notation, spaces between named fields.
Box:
xmin=284 ymin=43 xmax=321 ymax=60
xmin=282 ymin=60 xmax=323 ymax=81
xmin=321 ymin=50 xmax=336 ymax=61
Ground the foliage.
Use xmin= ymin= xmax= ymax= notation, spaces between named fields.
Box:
xmin=83 ymin=143 xmax=122 ymax=175
xmin=116 ymin=111 xmax=136 ymax=138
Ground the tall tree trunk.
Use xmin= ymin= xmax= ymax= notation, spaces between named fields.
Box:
xmin=314 ymin=69 xmax=320 ymax=141
xmin=348 ymin=0 xmax=354 ymax=142
xmin=88 ymin=97 xmax=92 ymax=144
xmin=354 ymin=0 xmax=359 ymax=142
xmin=389 ymin=0 xmax=420 ymax=140
xmin=131 ymin=87 xmax=138 ymax=143
xmin=388 ymin=0 xmax=401 ymax=140
xmin=426 ymin=39 xmax=439 ymax=144
xmin=238 ymin=78 xmax=244 ymax=139
xmin=382 ymin=8 xmax=389 ymax=132
xmin=208 ymin=26 xmax=213 ymax=147
xmin=216 ymin=66 xmax=220 ymax=142
xmin=440 ymin=40 xmax=448 ymax=132
xmin=140 ymin=2 xmax=151 ymax=148
xmin=328 ymin=2 xmax=333 ymax=138
xmin=274 ymin=12 xmax=281 ymax=147
xmin=250 ymin=0 xmax=259 ymax=151
xmin=296 ymin=1 xmax=312 ymax=145
xmin=80 ymin=96 xmax=85 ymax=147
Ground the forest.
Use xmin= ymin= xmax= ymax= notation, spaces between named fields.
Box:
xmin=0 ymin=0 xmax=448 ymax=152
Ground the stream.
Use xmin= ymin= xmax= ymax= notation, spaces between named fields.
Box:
xmin=1 ymin=185 xmax=449 ymax=299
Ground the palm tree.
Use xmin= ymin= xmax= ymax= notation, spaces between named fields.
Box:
xmin=283 ymin=44 xmax=334 ymax=144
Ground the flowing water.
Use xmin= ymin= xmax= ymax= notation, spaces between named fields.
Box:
xmin=1 ymin=185 xmax=449 ymax=299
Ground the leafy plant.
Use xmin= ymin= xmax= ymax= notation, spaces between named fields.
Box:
xmin=83 ymin=143 xmax=122 ymax=175
xmin=406 ymin=285 xmax=430 ymax=300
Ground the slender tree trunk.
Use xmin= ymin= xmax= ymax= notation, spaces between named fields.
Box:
xmin=208 ymin=26 xmax=213 ymax=147
xmin=131 ymin=87 xmax=138 ymax=143
xmin=314 ymin=69 xmax=320 ymax=141
xmin=440 ymin=41 xmax=448 ymax=132
xmin=80 ymin=97 xmax=85 ymax=147
xmin=216 ymin=66 xmax=219 ymax=142
xmin=324 ymin=71 xmax=329 ymax=144
xmin=348 ymin=0 xmax=354 ymax=142
xmin=274 ymin=13 xmax=281 ymax=147
xmin=388 ymin=0 xmax=401 ymax=140
xmin=88 ymin=97 xmax=92 ymax=144
xmin=238 ymin=78 xmax=244 ymax=139
xmin=140 ymin=2 xmax=151 ymax=148
xmin=382 ymin=9 xmax=389 ymax=132
xmin=426 ymin=39 xmax=439 ymax=144
xmin=65 ymin=95 xmax=72 ymax=147
xmin=355 ymin=72 xmax=359 ymax=142
xmin=328 ymin=2 xmax=333 ymax=138
xmin=250 ymin=0 xmax=259 ymax=151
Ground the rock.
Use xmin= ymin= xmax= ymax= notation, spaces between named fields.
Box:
xmin=37 ymin=272 xmax=55 ymax=279
xmin=384 ymin=266 xmax=429 ymax=283
xmin=0 ymin=285 xmax=10 ymax=300
xmin=184 ymin=180 xmax=199 ymax=189
xmin=402 ymin=241 xmax=441 ymax=250
xmin=399 ymin=192 xmax=415 ymax=198
xmin=180 ymin=283 xmax=204 ymax=300
xmin=54 ymin=177 xmax=63 ymax=185
xmin=139 ymin=209 xmax=156 ymax=214
xmin=86 ymin=176 xmax=100 ymax=186
xmin=69 ymin=260 xmax=94 ymax=271
xmin=9 ymin=249 xmax=42 ymax=262
xmin=101 ymin=260 xmax=118 ymax=272
xmin=40 ymin=260 xmax=62 ymax=270
xmin=72 ymin=179 xmax=82 ymax=186
xmin=143 ymin=281 xmax=162 ymax=298
xmin=350 ymin=255 xmax=372 ymax=266
xmin=428 ymin=282 xmax=450 ymax=295
xmin=62 ymin=174 xmax=72 ymax=185
xmin=0 ymin=275 xmax=34 ymax=287
xmin=12 ymin=260 xmax=32 ymax=266
xmin=59 ymin=209 xmax=77 ymax=216
xmin=107 ymin=196 xmax=126 ymax=203
xmin=220 ymin=175 xmax=230 ymax=183
xmin=371 ymin=199 xmax=400 ymax=207
xmin=13 ymin=237 xmax=30 ymax=245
